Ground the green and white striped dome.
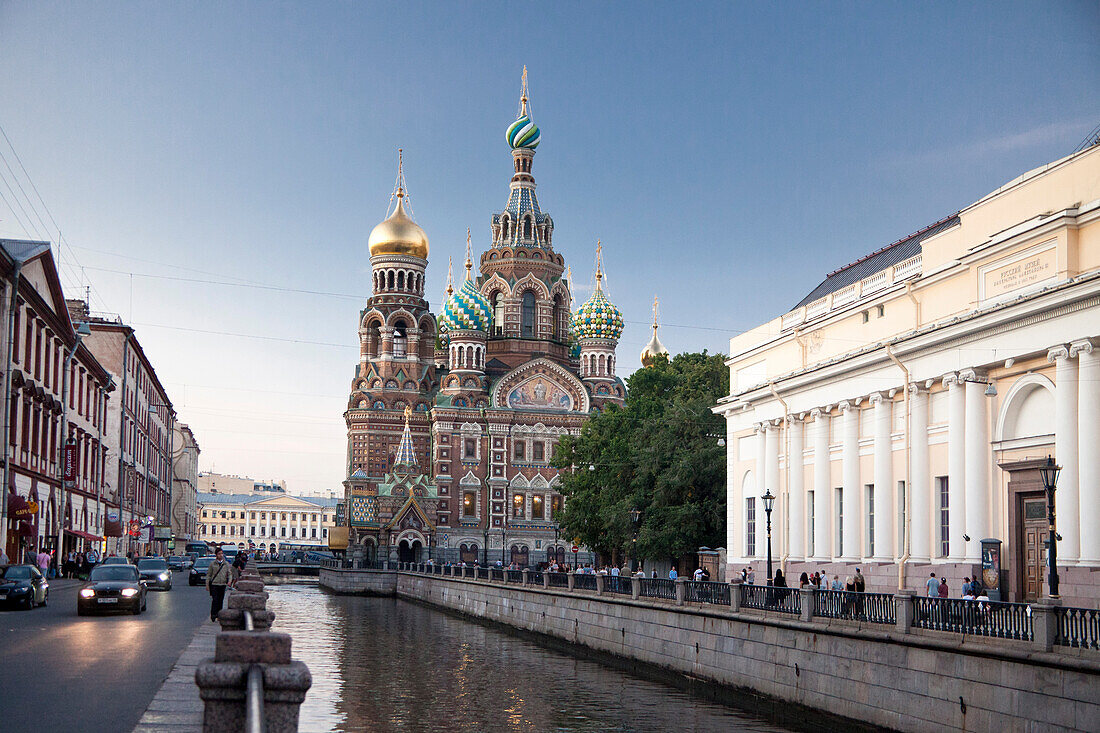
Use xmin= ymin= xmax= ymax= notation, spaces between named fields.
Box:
xmin=506 ymin=114 xmax=541 ymax=149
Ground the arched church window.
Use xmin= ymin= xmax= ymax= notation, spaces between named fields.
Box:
xmin=521 ymin=292 xmax=536 ymax=338
xmin=397 ymin=271 xmax=405 ymax=291
xmin=523 ymin=217 xmax=532 ymax=239
xmin=387 ymin=271 xmax=395 ymax=290
xmin=501 ymin=216 xmax=510 ymax=240
xmin=552 ymin=294 xmax=565 ymax=340
xmin=393 ymin=320 xmax=408 ymax=358
xmin=492 ymin=293 xmax=505 ymax=335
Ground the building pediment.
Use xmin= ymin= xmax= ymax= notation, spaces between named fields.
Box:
xmin=383 ymin=496 xmax=435 ymax=533
xmin=248 ymin=495 xmax=321 ymax=510
xmin=492 ymin=358 xmax=590 ymax=413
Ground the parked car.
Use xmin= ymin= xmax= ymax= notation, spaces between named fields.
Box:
xmin=78 ymin=565 xmax=146 ymax=615
xmin=136 ymin=558 xmax=172 ymax=590
xmin=189 ymin=556 xmax=215 ymax=586
xmin=167 ymin=556 xmax=192 ymax=572
xmin=0 ymin=564 xmax=48 ymax=609
xmin=100 ymin=556 xmax=131 ymax=566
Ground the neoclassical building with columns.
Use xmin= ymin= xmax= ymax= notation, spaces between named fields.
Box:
xmin=715 ymin=142 xmax=1100 ymax=604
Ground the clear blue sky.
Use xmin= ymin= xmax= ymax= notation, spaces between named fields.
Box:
xmin=1 ymin=2 xmax=1097 ymax=490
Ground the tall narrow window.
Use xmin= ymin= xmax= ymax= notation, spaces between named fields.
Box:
xmin=492 ymin=293 xmax=505 ymax=335
xmin=521 ymin=292 xmax=536 ymax=337
xmin=392 ymin=320 xmax=407 ymax=358
xmin=807 ymin=490 xmax=815 ymax=558
xmin=866 ymin=484 xmax=875 ymax=557
xmin=835 ymin=488 xmax=844 ymax=558
xmin=937 ymin=476 xmax=949 ymax=557
xmin=532 ymin=495 xmax=544 ymax=520
xmin=532 ymin=441 xmax=544 ymax=462
xmin=513 ymin=441 xmax=525 ymax=461
xmin=463 ymin=438 xmax=477 ymax=460
xmin=463 ymin=492 xmax=476 ymax=518
xmin=512 ymin=493 xmax=525 ymax=518
xmin=745 ymin=497 xmax=756 ymax=557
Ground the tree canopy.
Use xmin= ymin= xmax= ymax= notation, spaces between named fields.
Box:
xmin=551 ymin=352 xmax=729 ymax=566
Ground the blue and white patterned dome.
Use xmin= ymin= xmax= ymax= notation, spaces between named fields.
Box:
xmin=572 ymin=288 xmax=624 ymax=341
xmin=440 ymin=279 xmax=493 ymax=334
xmin=506 ymin=114 xmax=541 ymax=149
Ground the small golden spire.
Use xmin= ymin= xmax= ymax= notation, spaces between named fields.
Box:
xmin=394 ymin=148 xmax=405 ymax=198
xmin=446 ymin=256 xmax=454 ymax=296
xmin=520 ymin=65 xmax=529 ymax=117
xmin=594 ymin=240 xmax=603 ymax=290
xmin=464 ymin=228 xmax=473 ymax=281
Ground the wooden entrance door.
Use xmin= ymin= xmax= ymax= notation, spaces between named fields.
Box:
xmin=1020 ymin=495 xmax=1048 ymax=601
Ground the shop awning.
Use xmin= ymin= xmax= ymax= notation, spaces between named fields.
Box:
xmin=65 ymin=529 xmax=104 ymax=542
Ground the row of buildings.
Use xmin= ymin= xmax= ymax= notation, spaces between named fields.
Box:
xmin=0 ymin=240 xmax=200 ymax=562
xmin=196 ymin=473 xmax=340 ymax=551
xmin=716 ymin=141 xmax=1100 ymax=606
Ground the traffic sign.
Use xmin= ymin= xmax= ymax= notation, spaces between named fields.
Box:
xmin=571 ymin=545 xmax=579 ymax=553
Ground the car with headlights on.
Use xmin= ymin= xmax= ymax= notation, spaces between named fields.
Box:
xmin=0 ymin=564 xmax=48 ymax=609
xmin=78 ymin=565 xmax=146 ymax=615
xmin=136 ymin=558 xmax=172 ymax=590
xmin=189 ymin=556 xmax=214 ymax=586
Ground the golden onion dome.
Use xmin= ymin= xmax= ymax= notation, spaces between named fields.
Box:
xmin=640 ymin=327 xmax=669 ymax=367
xmin=368 ymin=191 xmax=429 ymax=259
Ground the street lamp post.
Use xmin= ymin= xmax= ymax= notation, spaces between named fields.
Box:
xmin=629 ymin=508 xmax=641 ymax=573
xmin=761 ymin=488 xmax=775 ymax=585
xmin=1039 ymin=455 xmax=1062 ymax=599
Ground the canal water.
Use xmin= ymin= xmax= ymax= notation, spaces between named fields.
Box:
xmin=266 ymin=581 xmax=800 ymax=733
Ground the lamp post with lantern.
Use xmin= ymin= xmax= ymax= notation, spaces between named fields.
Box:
xmin=1038 ymin=455 xmax=1062 ymax=599
xmin=629 ymin=508 xmax=641 ymax=573
xmin=761 ymin=487 xmax=775 ymax=585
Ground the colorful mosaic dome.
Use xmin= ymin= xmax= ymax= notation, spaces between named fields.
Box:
xmin=506 ymin=114 xmax=541 ymax=149
xmin=440 ymin=278 xmax=493 ymax=333
xmin=572 ymin=288 xmax=623 ymax=341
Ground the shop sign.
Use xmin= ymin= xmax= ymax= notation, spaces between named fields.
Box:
xmin=154 ymin=525 xmax=172 ymax=540
xmin=63 ymin=443 xmax=79 ymax=483
xmin=104 ymin=509 xmax=122 ymax=538
xmin=12 ymin=500 xmax=38 ymax=518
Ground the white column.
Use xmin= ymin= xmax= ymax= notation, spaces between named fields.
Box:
xmin=811 ymin=409 xmax=831 ymax=560
xmin=754 ymin=423 xmax=767 ymax=558
xmin=1050 ymin=346 xmax=1080 ymax=561
xmin=296 ymin=512 xmax=302 ymax=541
xmin=945 ymin=373 xmax=967 ymax=561
xmin=909 ymin=387 xmax=931 ymax=562
xmin=1073 ymin=340 xmax=1100 ymax=565
xmin=765 ymin=422 xmax=781 ymax=558
xmin=840 ymin=401 xmax=859 ymax=560
xmin=726 ymin=416 xmax=739 ymax=562
xmin=787 ymin=418 xmax=805 ymax=561
xmin=963 ymin=373 xmax=990 ymax=562
xmin=871 ymin=392 xmax=894 ymax=560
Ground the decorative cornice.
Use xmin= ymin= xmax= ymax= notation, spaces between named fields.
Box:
xmin=941 ymin=372 xmax=960 ymax=387
xmin=868 ymin=392 xmax=885 ymax=405
xmin=809 ymin=408 xmax=823 ymax=420
xmin=837 ymin=400 xmax=852 ymax=412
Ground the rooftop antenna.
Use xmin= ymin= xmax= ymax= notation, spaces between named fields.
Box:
xmin=1073 ymin=120 xmax=1100 ymax=153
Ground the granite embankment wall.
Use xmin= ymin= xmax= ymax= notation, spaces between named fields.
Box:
xmin=319 ymin=569 xmax=1099 ymax=732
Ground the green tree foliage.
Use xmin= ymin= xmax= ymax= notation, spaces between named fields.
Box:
xmin=552 ymin=352 xmax=729 ymax=565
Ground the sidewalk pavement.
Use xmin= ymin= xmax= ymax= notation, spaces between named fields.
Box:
xmin=131 ymin=620 xmax=217 ymax=732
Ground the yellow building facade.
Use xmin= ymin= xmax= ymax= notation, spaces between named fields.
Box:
xmin=715 ymin=144 xmax=1100 ymax=604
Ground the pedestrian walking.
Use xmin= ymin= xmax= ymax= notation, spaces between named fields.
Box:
xmin=938 ymin=577 xmax=949 ymax=598
xmin=206 ymin=549 xmax=233 ymax=623
xmin=36 ymin=548 xmax=51 ymax=577
xmin=668 ymin=566 xmax=678 ymax=580
xmin=799 ymin=572 xmax=810 ymax=589
xmin=746 ymin=567 xmax=756 ymax=585
xmin=926 ymin=572 xmax=939 ymax=597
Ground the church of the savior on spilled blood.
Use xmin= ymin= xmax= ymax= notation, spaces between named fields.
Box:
xmin=341 ymin=73 xmax=667 ymax=566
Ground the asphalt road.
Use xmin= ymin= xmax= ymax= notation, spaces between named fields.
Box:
xmin=0 ymin=569 xmax=212 ymax=733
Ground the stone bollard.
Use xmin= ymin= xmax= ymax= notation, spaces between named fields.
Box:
xmin=567 ymin=572 xmax=576 ymax=592
xmin=521 ymin=569 xmax=529 ymax=587
xmin=730 ymin=579 xmax=742 ymax=612
xmin=595 ymin=573 xmax=606 ymax=595
xmin=895 ymin=590 xmax=915 ymax=634
xmin=800 ymin=588 xmax=815 ymax=623
xmin=1032 ymin=598 xmax=1061 ymax=652
xmin=197 ymin=559 xmax=312 ymax=732
xmin=674 ymin=577 xmax=685 ymax=606
xmin=543 ymin=571 xmax=551 ymax=590
xmin=631 ymin=575 xmax=641 ymax=600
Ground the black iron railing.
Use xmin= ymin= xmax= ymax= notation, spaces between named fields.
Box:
xmin=476 ymin=567 xmax=489 ymax=580
xmin=506 ymin=570 xmax=524 ymax=583
xmin=912 ymin=597 xmax=1032 ymax=641
xmin=490 ymin=568 xmax=505 ymax=582
xmin=640 ymin=578 xmax=676 ymax=600
xmin=602 ymin=575 xmax=632 ymax=595
xmin=527 ymin=570 xmax=544 ymax=586
xmin=547 ymin=572 xmax=569 ymax=588
xmin=1056 ymin=606 xmax=1100 ymax=650
xmin=813 ymin=590 xmax=895 ymax=624
xmin=740 ymin=584 xmax=801 ymax=615
xmin=684 ymin=580 xmax=730 ymax=605
xmin=572 ymin=573 xmax=597 ymax=591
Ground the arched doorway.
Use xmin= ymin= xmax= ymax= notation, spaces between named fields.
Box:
xmin=509 ymin=544 xmax=529 ymax=567
xmin=398 ymin=539 xmax=423 ymax=563
xmin=459 ymin=543 xmax=479 ymax=564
